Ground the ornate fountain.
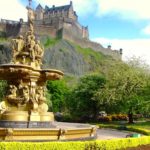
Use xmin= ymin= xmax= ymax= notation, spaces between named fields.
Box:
xmin=0 ymin=0 xmax=96 ymax=141
xmin=0 ymin=0 xmax=63 ymax=128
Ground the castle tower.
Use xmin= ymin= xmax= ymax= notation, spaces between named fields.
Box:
xmin=35 ymin=4 xmax=44 ymax=22
xmin=68 ymin=1 xmax=78 ymax=21
xmin=82 ymin=26 xmax=89 ymax=40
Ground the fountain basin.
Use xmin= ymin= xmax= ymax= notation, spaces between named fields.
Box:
xmin=0 ymin=64 xmax=64 ymax=81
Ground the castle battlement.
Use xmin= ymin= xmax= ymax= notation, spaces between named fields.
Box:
xmin=0 ymin=19 xmax=20 ymax=24
xmin=0 ymin=1 xmax=122 ymax=60
xmin=34 ymin=1 xmax=89 ymax=40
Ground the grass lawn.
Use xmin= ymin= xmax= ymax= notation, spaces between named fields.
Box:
xmin=98 ymin=120 xmax=150 ymax=133
xmin=129 ymin=121 xmax=150 ymax=130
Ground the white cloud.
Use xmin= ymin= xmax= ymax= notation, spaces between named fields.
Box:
xmin=0 ymin=0 xmax=27 ymax=21
xmin=0 ymin=0 xmax=95 ymax=21
xmin=93 ymin=37 xmax=150 ymax=65
xmin=35 ymin=0 xmax=96 ymax=16
xmin=1 ymin=0 xmax=150 ymax=21
xmin=97 ymin=0 xmax=150 ymax=20
xmin=142 ymin=24 xmax=150 ymax=35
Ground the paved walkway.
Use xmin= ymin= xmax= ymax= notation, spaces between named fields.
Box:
xmin=55 ymin=122 xmax=133 ymax=140
xmin=97 ymin=128 xmax=130 ymax=139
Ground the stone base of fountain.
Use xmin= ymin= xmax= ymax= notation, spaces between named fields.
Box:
xmin=0 ymin=121 xmax=56 ymax=128
xmin=0 ymin=122 xmax=97 ymax=141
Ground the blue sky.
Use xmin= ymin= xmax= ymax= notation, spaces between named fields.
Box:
xmin=0 ymin=0 xmax=150 ymax=64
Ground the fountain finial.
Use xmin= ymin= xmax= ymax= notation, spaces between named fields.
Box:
xmin=29 ymin=0 xmax=32 ymax=7
xmin=27 ymin=0 xmax=34 ymax=33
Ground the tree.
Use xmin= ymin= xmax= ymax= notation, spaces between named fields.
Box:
xmin=67 ymin=74 xmax=106 ymax=121
xmin=47 ymin=79 xmax=69 ymax=112
xmin=45 ymin=91 xmax=52 ymax=111
xmin=94 ymin=60 xmax=150 ymax=123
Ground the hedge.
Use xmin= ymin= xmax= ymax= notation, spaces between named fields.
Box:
xmin=99 ymin=124 xmax=150 ymax=136
xmin=0 ymin=136 xmax=150 ymax=150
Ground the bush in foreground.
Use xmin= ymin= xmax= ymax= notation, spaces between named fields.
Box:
xmin=0 ymin=136 xmax=150 ymax=150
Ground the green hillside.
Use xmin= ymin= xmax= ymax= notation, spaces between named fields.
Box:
xmin=42 ymin=37 xmax=116 ymax=76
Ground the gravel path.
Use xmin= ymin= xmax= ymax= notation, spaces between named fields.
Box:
xmin=97 ymin=128 xmax=130 ymax=139
xmin=55 ymin=122 xmax=134 ymax=140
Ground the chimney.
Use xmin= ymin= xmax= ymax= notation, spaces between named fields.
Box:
xmin=70 ymin=1 xmax=72 ymax=5
xmin=19 ymin=18 xmax=23 ymax=24
xmin=119 ymin=48 xmax=123 ymax=55
xmin=53 ymin=5 xmax=55 ymax=8
xmin=108 ymin=45 xmax=111 ymax=49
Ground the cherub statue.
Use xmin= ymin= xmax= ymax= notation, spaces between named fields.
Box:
xmin=36 ymin=86 xmax=48 ymax=113
xmin=18 ymin=80 xmax=30 ymax=104
xmin=11 ymin=35 xmax=24 ymax=63
xmin=34 ymin=40 xmax=44 ymax=66
xmin=34 ymin=40 xmax=44 ymax=57
xmin=26 ymin=6 xmax=35 ymax=32
xmin=22 ymin=86 xmax=30 ymax=104
xmin=26 ymin=34 xmax=36 ymax=61
xmin=6 ymin=85 xmax=18 ymax=104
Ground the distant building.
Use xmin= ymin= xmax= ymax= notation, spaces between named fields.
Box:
xmin=34 ymin=1 xmax=89 ymax=40
xmin=0 ymin=1 xmax=122 ymax=59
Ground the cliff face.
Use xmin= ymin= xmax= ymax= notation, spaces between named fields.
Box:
xmin=43 ymin=40 xmax=89 ymax=76
xmin=0 ymin=38 xmax=114 ymax=76
xmin=0 ymin=42 xmax=11 ymax=64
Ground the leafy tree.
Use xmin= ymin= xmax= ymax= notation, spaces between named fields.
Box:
xmin=45 ymin=91 xmax=52 ymax=111
xmin=68 ymin=74 xmax=106 ymax=120
xmin=47 ymin=79 xmax=69 ymax=112
xmin=94 ymin=60 xmax=150 ymax=123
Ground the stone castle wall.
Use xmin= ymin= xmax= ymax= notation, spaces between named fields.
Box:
xmin=20 ymin=23 xmax=57 ymax=38
xmin=62 ymin=23 xmax=121 ymax=59
xmin=0 ymin=22 xmax=5 ymax=32
xmin=0 ymin=20 xmax=57 ymax=38
xmin=0 ymin=20 xmax=121 ymax=59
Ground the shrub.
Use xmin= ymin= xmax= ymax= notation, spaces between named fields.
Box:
xmin=62 ymin=114 xmax=73 ymax=122
xmin=0 ymin=136 xmax=150 ymax=150
xmin=98 ymin=114 xmax=128 ymax=122
xmin=111 ymin=114 xmax=128 ymax=121
xmin=98 ymin=116 xmax=112 ymax=122
xmin=133 ymin=114 xmax=143 ymax=120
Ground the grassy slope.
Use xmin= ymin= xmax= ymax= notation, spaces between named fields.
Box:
xmin=43 ymin=37 xmax=115 ymax=69
xmin=41 ymin=37 xmax=118 ymax=87
xmin=98 ymin=121 xmax=150 ymax=136
xmin=42 ymin=37 xmax=117 ymax=86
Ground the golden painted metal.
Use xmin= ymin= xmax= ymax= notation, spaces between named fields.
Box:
xmin=0 ymin=127 xmax=97 ymax=141
xmin=0 ymin=0 xmax=63 ymax=121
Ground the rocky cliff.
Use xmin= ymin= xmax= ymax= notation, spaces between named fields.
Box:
xmin=0 ymin=42 xmax=11 ymax=64
xmin=0 ymin=38 xmax=115 ymax=76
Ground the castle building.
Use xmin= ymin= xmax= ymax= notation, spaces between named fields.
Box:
xmin=34 ymin=1 xmax=89 ymax=40
xmin=0 ymin=1 xmax=122 ymax=59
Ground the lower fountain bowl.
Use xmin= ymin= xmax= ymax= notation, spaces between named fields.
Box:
xmin=0 ymin=122 xmax=97 ymax=141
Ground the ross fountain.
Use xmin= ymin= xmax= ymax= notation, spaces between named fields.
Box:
xmin=0 ymin=0 xmax=96 ymax=141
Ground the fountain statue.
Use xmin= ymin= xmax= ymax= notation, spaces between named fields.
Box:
xmin=0 ymin=0 xmax=63 ymax=128
xmin=0 ymin=0 xmax=96 ymax=141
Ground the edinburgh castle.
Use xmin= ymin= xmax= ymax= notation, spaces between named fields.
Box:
xmin=0 ymin=1 xmax=122 ymax=59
